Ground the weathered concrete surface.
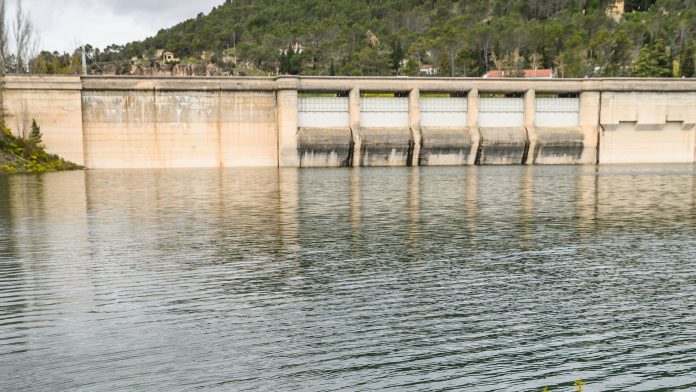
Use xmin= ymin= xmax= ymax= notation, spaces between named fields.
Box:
xmin=349 ymin=88 xmax=361 ymax=167
xmin=477 ymin=127 xmax=528 ymax=165
xmin=467 ymin=89 xmax=480 ymax=165
xmin=297 ymin=128 xmax=352 ymax=167
xmin=277 ymin=89 xmax=299 ymax=167
xmin=524 ymin=90 xmax=537 ymax=165
xmin=409 ymin=89 xmax=422 ymax=166
xmin=220 ymin=91 xmax=277 ymax=167
xmin=359 ymin=128 xmax=413 ymax=166
xmin=81 ymin=76 xmax=278 ymax=91
xmin=601 ymin=122 xmax=695 ymax=164
xmin=532 ymin=128 xmax=585 ymax=164
xmin=599 ymin=92 xmax=696 ymax=163
xmin=579 ymin=92 xmax=600 ymax=164
xmin=3 ymin=76 xmax=84 ymax=165
xmin=82 ymin=90 xmax=277 ymax=168
xmin=419 ymin=127 xmax=472 ymax=166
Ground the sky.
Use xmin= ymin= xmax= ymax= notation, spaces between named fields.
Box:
xmin=8 ymin=0 xmax=224 ymax=53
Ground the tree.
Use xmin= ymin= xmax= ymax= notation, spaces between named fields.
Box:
xmin=556 ymin=34 xmax=588 ymax=78
xmin=437 ymin=53 xmax=451 ymax=77
xmin=30 ymin=118 xmax=41 ymax=144
xmin=402 ymin=58 xmax=420 ymax=76
xmin=329 ymin=58 xmax=336 ymax=76
xmin=434 ymin=29 xmax=465 ymax=77
xmin=0 ymin=0 xmax=7 ymax=74
xmin=389 ymin=40 xmax=404 ymax=75
xmin=679 ymin=42 xmax=694 ymax=78
xmin=589 ymin=30 xmax=613 ymax=75
xmin=633 ymin=39 xmax=672 ymax=77
xmin=605 ymin=30 xmax=633 ymax=77
xmin=12 ymin=0 xmax=39 ymax=74
xmin=278 ymin=49 xmax=288 ymax=74
xmin=287 ymin=46 xmax=301 ymax=75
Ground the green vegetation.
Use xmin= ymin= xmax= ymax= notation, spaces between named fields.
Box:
xmin=59 ymin=0 xmax=696 ymax=78
xmin=540 ymin=378 xmax=585 ymax=391
xmin=0 ymin=120 xmax=82 ymax=174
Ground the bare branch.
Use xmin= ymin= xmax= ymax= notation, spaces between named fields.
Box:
xmin=0 ymin=0 xmax=8 ymax=73
xmin=13 ymin=0 xmax=37 ymax=74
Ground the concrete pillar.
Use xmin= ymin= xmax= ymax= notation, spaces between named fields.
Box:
xmin=524 ymin=89 xmax=536 ymax=165
xmin=467 ymin=88 xmax=480 ymax=165
xmin=579 ymin=91 xmax=601 ymax=164
xmin=349 ymin=88 xmax=361 ymax=167
xmin=409 ymin=88 xmax=422 ymax=167
xmin=276 ymin=77 xmax=299 ymax=167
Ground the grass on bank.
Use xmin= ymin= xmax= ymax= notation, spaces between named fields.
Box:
xmin=0 ymin=119 xmax=82 ymax=174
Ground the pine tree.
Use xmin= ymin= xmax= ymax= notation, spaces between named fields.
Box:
xmin=287 ymin=45 xmax=301 ymax=75
xmin=30 ymin=119 xmax=42 ymax=144
xmin=389 ymin=40 xmax=404 ymax=75
xmin=278 ymin=50 xmax=288 ymax=74
xmin=634 ymin=39 xmax=672 ymax=77
xmin=680 ymin=43 xmax=694 ymax=78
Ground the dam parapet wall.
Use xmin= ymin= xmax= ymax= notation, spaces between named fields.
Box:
xmin=3 ymin=75 xmax=696 ymax=168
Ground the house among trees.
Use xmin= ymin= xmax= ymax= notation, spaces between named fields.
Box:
xmin=163 ymin=52 xmax=179 ymax=63
xmin=280 ymin=42 xmax=304 ymax=55
xmin=420 ymin=64 xmax=437 ymax=76
xmin=483 ymin=69 xmax=555 ymax=78
xmin=606 ymin=0 xmax=625 ymax=20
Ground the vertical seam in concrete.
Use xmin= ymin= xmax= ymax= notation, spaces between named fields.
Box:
xmin=217 ymin=87 xmax=223 ymax=168
xmin=152 ymin=87 xmax=162 ymax=168
xmin=596 ymin=92 xmax=603 ymax=164
xmin=275 ymin=89 xmax=281 ymax=168
xmin=80 ymin=87 xmax=89 ymax=169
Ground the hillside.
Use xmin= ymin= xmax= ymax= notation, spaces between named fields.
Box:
xmin=74 ymin=0 xmax=696 ymax=78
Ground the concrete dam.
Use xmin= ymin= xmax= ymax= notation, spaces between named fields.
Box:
xmin=3 ymin=75 xmax=696 ymax=168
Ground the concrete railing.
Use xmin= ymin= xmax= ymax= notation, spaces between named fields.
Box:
xmin=536 ymin=98 xmax=580 ymax=127
xmin=420 ymin=97 xmax=467 ymax=127
xmin=298 ymin=96 xmax=349 ymax=128
xmin=3 ymin=75 xmax=696 ymax=168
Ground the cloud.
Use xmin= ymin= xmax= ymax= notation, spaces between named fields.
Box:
xmin=9 ymin=0 xmax=223 ymax=52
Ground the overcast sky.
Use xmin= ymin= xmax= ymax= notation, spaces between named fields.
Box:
xmin=9 ymin=0 xmax=224 ymax=52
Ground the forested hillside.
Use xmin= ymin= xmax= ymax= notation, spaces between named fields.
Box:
xmin=77 ymin=0 xmax=696 ymax=77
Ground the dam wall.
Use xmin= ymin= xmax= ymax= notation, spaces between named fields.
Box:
xmin=3 ymin=77 xmax=85 ymax=166
xmin=3 ymin=75 xmax=696 ymax=168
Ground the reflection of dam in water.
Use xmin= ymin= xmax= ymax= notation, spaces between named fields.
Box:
xmin=3 ymin=76 xmax=696 ymax=169
xmin=2 ymin=165 xmax=694 ymax=262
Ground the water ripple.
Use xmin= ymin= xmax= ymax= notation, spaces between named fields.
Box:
xmin=1 ymin=165 xmax=695 ymax=391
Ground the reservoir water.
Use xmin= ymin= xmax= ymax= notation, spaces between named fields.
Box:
xmin=1 ymin=165 xmax=695 ymax=391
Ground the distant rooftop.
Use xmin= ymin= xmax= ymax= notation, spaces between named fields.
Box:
xmin=483 ymin=69 xmax=554 ymax=78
